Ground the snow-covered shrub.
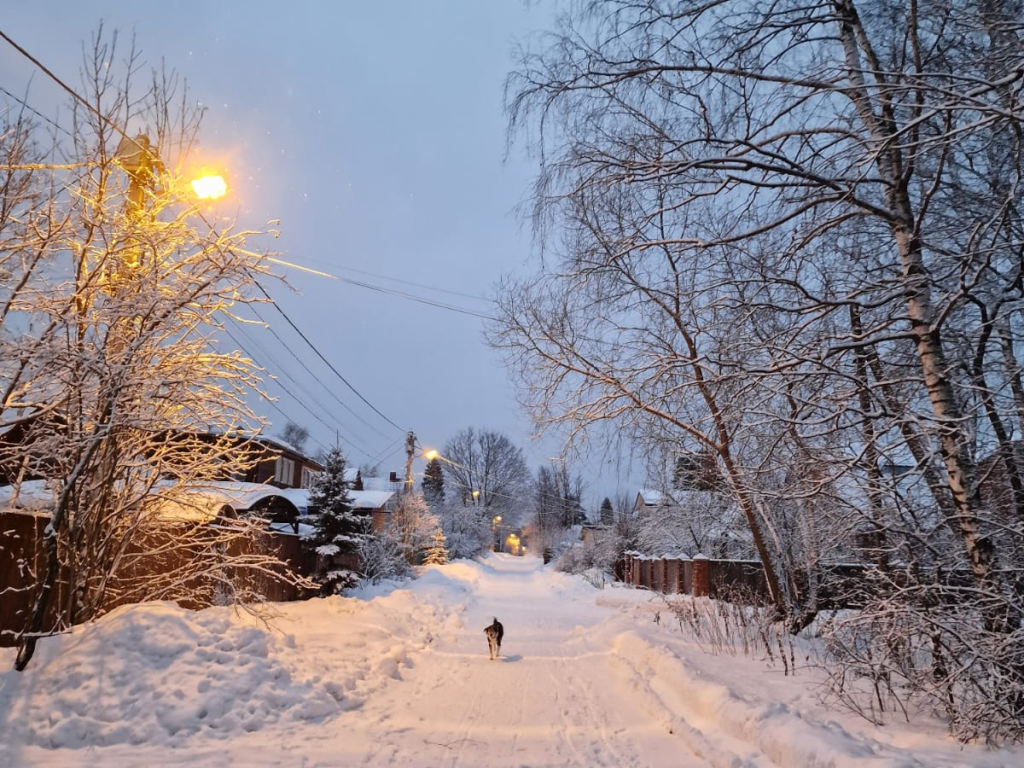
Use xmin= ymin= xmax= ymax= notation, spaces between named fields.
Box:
xmin=817 ymin=589 xmax=1024 ymax=744
xmin=358 ymin=533 xmax=411 ymax=585
xmin=555 ymin=542 xmax=599 ymax=573
xmin=386 ymin=492 xmax=439 ymax=564
xmin=437 ymin=501 xmax=491 ymax=560
xmin=666 ymin=592 xmax=795 ymax=675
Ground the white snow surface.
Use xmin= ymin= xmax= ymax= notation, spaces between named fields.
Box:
xmin=0 ymin=554 xmax=1018 ymax=767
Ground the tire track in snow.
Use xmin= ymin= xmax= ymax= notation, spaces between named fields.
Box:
xmin=342 ymin=556 xmax=717 ymax=767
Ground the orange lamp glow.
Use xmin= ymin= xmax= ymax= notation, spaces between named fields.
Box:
xmin=190 ymin=174 xmax=228 ymax=200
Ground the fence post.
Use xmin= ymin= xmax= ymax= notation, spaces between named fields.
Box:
xmin=692 ymin=554 xmax=709 ymax=597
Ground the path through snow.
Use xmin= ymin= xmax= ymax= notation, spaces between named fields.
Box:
xmin=1 ymin=554 xmax=1019 ymax=767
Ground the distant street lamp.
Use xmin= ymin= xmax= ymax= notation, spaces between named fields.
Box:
xmin=422 ymin=447 xmax=483 ymax=507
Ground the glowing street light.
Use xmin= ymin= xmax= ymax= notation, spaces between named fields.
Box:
xmin=190 ymin=174 xmax=228 ymax=200
xmin=424 ymin=449 xmax=439 ymax=461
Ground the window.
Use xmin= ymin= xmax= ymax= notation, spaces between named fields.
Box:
xmin=301 ymin=466 xmax=319 ymax=490
xmin=274 ymin=457 xmax=296 ymax=486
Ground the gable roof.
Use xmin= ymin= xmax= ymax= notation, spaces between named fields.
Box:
xmin=349 ymin=490 xmax=394 ymax=510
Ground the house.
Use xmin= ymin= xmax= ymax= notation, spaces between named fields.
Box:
xmin=631 ymin=488 xmax=676 ymax=517
xmin=0 ymin=418 xmax=325 ymax=536
xmin=237 ymin=435 xmax=323 ymax=490
xmin=347 ymin=490 xmax=396 ymax=533
xmin=0 ymin=415 xmax=324 ymax=491
xmin=581 ymin=521 xmax=610 ymax=545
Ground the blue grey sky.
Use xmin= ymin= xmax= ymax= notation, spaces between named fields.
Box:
xmin=1 ymin=1 xmax=639 ymax=509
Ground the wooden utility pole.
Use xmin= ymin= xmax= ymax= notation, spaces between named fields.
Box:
xmin=404 ymin=431 xmax=416 ymax=494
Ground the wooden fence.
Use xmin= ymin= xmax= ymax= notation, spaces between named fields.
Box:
xmin=0 ymin=510 xmax=317 ymax=648
xmin=618 ymin=552 xmax=881 ymax=609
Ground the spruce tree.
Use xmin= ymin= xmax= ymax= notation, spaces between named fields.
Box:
xmin=600 ymin=497 xmax=614 ymax=526
xmin=306 ymin=447 xmax=367 ymax=593
xmin=423 ymin=528 xmax=450 ymax=566
xmin=422 ymin=457 xmax=445 ymax=508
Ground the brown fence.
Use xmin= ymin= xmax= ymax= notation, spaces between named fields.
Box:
xmin=618 ymin=552 xmax=878 ymax=608
xmin=0 ymin=511 xmax=316 ymax=648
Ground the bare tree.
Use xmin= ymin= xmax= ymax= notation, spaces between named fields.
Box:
xmin=442 ymin=427 xmax=532 ymax=518
xmin=279 ymin=421 xmax=310 ymax=454
xmin=0 ymin=30 xmax=294 ymax=670
xmin=500 ymin=0 xmax=1024 ymax=741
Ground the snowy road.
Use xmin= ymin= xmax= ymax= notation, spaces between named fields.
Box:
xmin=351 ymin=556 xmax=689 ymax=768
xmin=2 ymin=554 xmax=1019 ymax=767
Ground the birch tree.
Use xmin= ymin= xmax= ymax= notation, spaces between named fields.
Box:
xmin=500 ymin=0 xmax=1024 ymax=740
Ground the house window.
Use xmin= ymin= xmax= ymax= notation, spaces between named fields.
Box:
xmin=274 ymin=457 xmax=296 ymax=486
xmin=301 ymin=466 xmax=319 ymax=490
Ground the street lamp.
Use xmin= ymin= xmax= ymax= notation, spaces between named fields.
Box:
xmin=115 ymin=132 xmax=228 ymax=207
xmin=191 ymin=174 xmax=228 ymax=200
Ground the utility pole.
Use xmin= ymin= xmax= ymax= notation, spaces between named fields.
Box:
xmin=404 ymin=430 xmax=416 ymax=494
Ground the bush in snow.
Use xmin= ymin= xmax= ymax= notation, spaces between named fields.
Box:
xmin=437 ymin=500 xmax=492 ymax=560
xmin=386 ymin=491 xmax=440 ymax=564
xmin=305 ymin=447 xmax=369 ymax=593
xmin=358 ymin=531 xmax=411 ymax=584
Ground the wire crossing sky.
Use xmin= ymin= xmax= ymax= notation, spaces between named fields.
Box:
xmin=0 ymin=0 xmax=639 ymax=503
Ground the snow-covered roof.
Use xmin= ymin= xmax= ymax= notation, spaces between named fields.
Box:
xmin=349 ymin=490 xmax=394 ymax=510
xmin=0 ymin=480 xmax=393 ymax=522
xmin=636 ymin=489 xmax=675 ymax=507
xmin=360 ymin=476 xmax=402 ymax=492
xmin=146 ymin=482 xmax=311 ymax=522
xmin=0 ymin=479 xmax=55 ymax=511
xmin=0 ymin=480 xmax=311 ymax=523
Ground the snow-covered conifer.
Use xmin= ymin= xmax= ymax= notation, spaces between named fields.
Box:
xmin=423 ymin=528 xmax=449 ymax=565
xmin=422 ymin=457 xmax=445 ymax=509
xmin=306 ymin=447 xmax=367 ymax=593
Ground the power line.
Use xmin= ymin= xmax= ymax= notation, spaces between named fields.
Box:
xmin=222 ymin=322 xmax=381 ymax=462
xmin=298 ymin=256 xmax=490 ymax=303
xmin=0 ymin=82 xmax=74 ymax=139
xmin=0 ymin=29 xmax=141 ymax=153
xmin=337 ymin=274 xmax=495 ymax=321
xmin=245 ymin=302 xmax=395 ymax=442
xmin=263 ymin=255 xmax=495 ymax=321
xmin=252 ymin=279 xmax=407 ymax=434
xmin=225 ymin=317 xmax=368 ymax=444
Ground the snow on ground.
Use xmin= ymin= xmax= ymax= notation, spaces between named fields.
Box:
xmin=0 ymin=554 xmax=1019 ymax=767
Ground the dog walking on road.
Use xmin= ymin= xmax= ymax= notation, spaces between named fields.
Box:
xmin=484 ymin=617 xmax=504 ymax=660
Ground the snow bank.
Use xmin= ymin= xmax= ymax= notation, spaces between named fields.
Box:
xmin=0 ymin=603 xmax=343 ymax=749
xmin=1 ymin=555 xmax=1019 ymax=767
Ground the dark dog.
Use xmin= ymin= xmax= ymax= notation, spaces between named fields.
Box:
xmin=484 ymin=617 xmax=504 ymax=660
